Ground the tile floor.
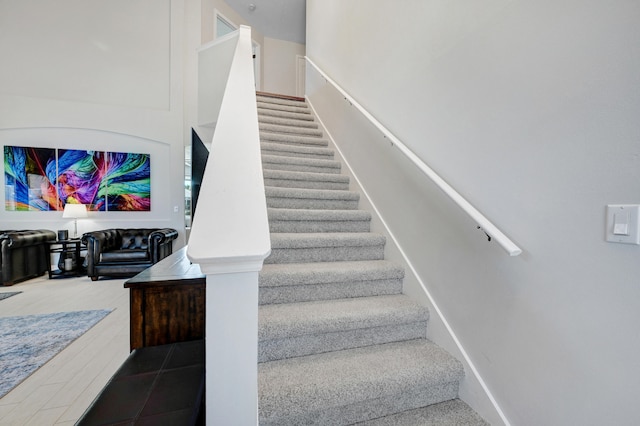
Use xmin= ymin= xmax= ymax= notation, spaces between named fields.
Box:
xmin=0 ymin=275 xmax=130 ymax=426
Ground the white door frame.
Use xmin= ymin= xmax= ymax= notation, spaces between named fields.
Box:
xmin=253 ymin=41 xmax=262 ymax=91
xmin=296 ymin=55 xmax=306 ymax=98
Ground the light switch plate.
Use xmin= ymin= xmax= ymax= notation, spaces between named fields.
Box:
xmin=606 ymin=205 xmax=640 ymax=245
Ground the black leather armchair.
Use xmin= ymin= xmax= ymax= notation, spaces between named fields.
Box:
xmin=1 ymin=229 xmax=56 ymax=286
xmin=82 ymin=228 xmax=178 ymax=281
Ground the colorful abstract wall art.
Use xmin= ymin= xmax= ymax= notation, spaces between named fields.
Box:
xmin=57 ymin=149 xmax=107 ymax=210
xmin=4 ymin=145 xmax=151 ymax=212
xmin=104 ymin=152 xmax=151 ymax=212
xmin=4 ymin=146 xmax=58 ymax=211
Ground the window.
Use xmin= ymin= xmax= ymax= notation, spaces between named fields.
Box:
xmin=215 ymin=12 xmax=237 ymax=39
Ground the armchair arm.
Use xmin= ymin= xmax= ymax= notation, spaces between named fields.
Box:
xmin=82 ymin=229 xmax=121 ymax=274
xmin=1 ymin=230 xmax=55 ymax=285
xmin=149 ymin=228 xmax=178 ymax=263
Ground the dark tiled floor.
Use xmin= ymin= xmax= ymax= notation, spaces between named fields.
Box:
xmin=76 ymin=340 xmax=204 ymax=426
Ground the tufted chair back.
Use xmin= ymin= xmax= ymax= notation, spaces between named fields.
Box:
xmin=120 ymin=230 xmax=150 ymax=250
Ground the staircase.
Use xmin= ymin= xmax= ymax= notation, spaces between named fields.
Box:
xmin=256 ymin=93 xmax=489 ymax=425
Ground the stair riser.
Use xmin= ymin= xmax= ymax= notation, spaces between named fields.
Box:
xmin=260 ymin=116 xmax=319 ymax=129
xmin=259 ymin=383 xmax=460 ymax=426
xmin=266 ymin=198 xmax=359 ymax=210
xmin=261 ymin=142 xmax=334 ymax=157
xmin=260 ymin=125 xmax=323 ymax=138
xmin=259 ymin=278 xmax=403 ymax=305
xmin=262 ymin=156 xmax=341 ymax=171
xmin=265 ymin=245 xmax=384 ymax=264
xmin=269 ymin=220 xmax=370 ymax=233
xmin=257 ymin=103 xmax=310 ymax=115
xmin=263 ymin=163 xmax=341 ymax=174
xmin=259 ymin=322 xmax=427 ymax=363
xmin=260 ymin=133 xmax=329 ymax=147
xmin=262 ymin=149 xmax=334 ymax=161
xmin=264 ymin=178 xmax=349 ymax=191
xmin=257 ymin=96 xmax=306 ymax=108
xmin=259 ymin=109 xmax=315 ymax=122
xmin=361 ymin=399 xmax=489 ymax=425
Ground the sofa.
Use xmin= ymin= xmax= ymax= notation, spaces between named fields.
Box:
xmin=1 ymin=229 xmax=56 ymax=286
xmin=82 ymin=228 xmax=178 ymax=281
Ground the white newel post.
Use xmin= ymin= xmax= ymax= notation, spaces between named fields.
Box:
xmin=203 ymin=268 xmax=260 ymax=425
xmin=188 ymin=25 xmax=269 ymax=426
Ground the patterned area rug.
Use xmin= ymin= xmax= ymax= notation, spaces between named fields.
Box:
xmin=0 ymin=292 xmax=21 ymax=301
xmin=0 ymin=309 xmax=113 ymax=398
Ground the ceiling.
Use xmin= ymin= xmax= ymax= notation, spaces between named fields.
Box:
xmin=224 ymin=0 xmax=306 ymax=45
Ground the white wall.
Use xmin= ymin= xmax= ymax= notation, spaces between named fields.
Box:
xmin=263 ymin=37 xmax=305 ymax=96
xmin=200 ymin=0 xmax=265 ymax=85
xmin=0 ymin=0 xmax=170 ymax=111
xmin=0 ymin=0 xmax=187 ymax=245
xmin=306 ymin=0 xmax=640 ymax=425
xmin=199 ymin=1 xmax=305 ymax=99
xmin=191 ymin=0 xmax=266 ymax=146
xmin=306 ymin=68 xmax=506 ymax=424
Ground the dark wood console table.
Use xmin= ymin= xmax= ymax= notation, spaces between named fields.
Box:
xmin=124 ymin=246 xmax=206 ymax=351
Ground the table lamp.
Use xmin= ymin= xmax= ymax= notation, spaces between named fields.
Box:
xmin=62 ymin=203 xmax=88 ymax=238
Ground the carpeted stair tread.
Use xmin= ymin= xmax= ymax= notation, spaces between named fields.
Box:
xmin=259 ymin=260 xmax=405 ymax=304
xmin=266 ymin=233 xmax=386 ymax=264
xmin=265 ymin=186 xmax=359 ymax=210
xmin=269 ymin=232 xmax=385 ymax=249
xmin=260 ymin=131 xmax=329 ymax=147
xmin=357 ymin=399 xmax=489 ymax=426
xmin=259 ymin=294 xmax=427 ymax=340
xmin=261 ymin=142 xmax=334 ymax=160
xmin=257 ymin=101 xmax=310 ymax=115
xmin=260 ymin=260 xmax=404 ymax=287
xmin=258 ymin=295 xmax=428 ymax=362
xmin=263 ymin=169 xmax=350 ymax=191
xmin=258 ymin=339 xmax=464 ymax=425
xmin=257 ymin=95 xmax=307 ymax=108
xmin=265 ymin=186 xmax=358 ymax=201
xmin=268 ymin=208 xmax=371 ymax=233
xmin=256 ymin=93 xmax=307 ymax=107
xmin=260 ymin=122 xmax=324 ymax=138
xmin=259 ymin=260 xmax=404 ymax=304
xmin=259 ymin=115 xmax=319 ymax=129
xmin=268 ymin=208 xmax=370 ymax=223
xmin=262 ymin=154 xmax=341 ymax=174
xmin=259 ymin=108 xmax=315 ymax=122
xmin=260 ymin=279 xmax=403 ymax=305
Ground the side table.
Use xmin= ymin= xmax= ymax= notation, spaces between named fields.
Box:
xmin=46 ymin=239 xmax=85 ymax=278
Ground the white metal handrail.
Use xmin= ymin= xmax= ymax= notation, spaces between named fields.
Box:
xmin=305 ymin=57 xmax=522 ymax=257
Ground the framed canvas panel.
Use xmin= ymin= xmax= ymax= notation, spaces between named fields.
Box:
xmin=4 ymin=145 xmax=58 ymax=211
xmin=105 ymin=152 xmax=151 ymax=211
xmin=57 ymin=149 xmax=107 ymax=211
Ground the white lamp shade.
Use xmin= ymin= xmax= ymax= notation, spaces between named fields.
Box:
xmin=62 ymin=203 xmax=88 ymax=218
